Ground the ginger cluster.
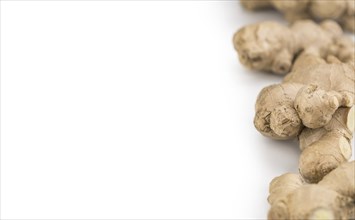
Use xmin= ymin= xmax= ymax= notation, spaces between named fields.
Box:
xmin=241 ymin=0 xmax=355 ymax=32
xmin=233 ymin=2 xmax=355 ymax=219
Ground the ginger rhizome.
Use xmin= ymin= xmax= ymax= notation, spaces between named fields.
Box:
xmin=233 ymin=5 xmax=355 ymax=219
xmin=268 ymin=161 xmax=355 ymax=220
xmin=233 ymin=20 xmax=354 ymax=75
xmin=255 ymin=55 xmax=355 ymax=183
xmin=254 ymin=54 xmax=355 ymax=138
xmin=234 ymin=20 xmax=355 ymax=183
xmin=240 ymin=0 xmax=355 ymax=32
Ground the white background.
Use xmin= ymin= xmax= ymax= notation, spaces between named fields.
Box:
xmin=1 ymin=1 xmax=353 ymax=219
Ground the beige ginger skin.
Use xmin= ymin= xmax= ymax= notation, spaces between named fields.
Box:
xmin=255 ymin=55 xmax=355 ymax=183
xmin=233 ymin=8 xmax=355 ymax=219
xmin=268 ymin=161 xmax=355 ymax=220
xmin=240 ymin=0 xmax=355 ymax=32
xmin=254 ymin=55 xmax=354 ymax=140
xmin=233 ymin=20 xmax=354 ymax=75
xmin=234 ymin=20 xmax=355 ymax=183
xmin=298 ymin=107 xmax=354 ymax=183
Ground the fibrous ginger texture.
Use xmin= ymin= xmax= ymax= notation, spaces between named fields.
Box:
xmin=254 ymin=53 xmax=355 ymax=182
xmin=240 ymin=0 xmax=355 ymax=32
xmin=268 ymin=161 xmax=355 ymax=220
xmin=233 ymin=20 xmax=354 ymax=75
xmin=235 ymin=20 xmax=355 ymax=182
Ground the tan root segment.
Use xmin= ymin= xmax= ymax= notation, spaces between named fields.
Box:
xmin=299 ymin=107 xmax=354 ymax=183
xmin=240 ymin=0 xmax=355 ymax=32
xmin=233 ymin=20 xmax=354 ymax=75
xmin=253 ymin=54 xmax=355 ymax=183
xmin=254 ymin=56 xmax=355 ymax=141
xmin=268 ymin=161 xmax=355 ymax=220
xmin=255 ymin=57 xmax=355 ymax=183
xmin=234 ymin=20 xmax=355 ymax=183
xmin=233 ymin=5 xmax=355 ymax=220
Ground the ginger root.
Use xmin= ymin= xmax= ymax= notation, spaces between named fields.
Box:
xmin=254 ymin=54 xmax=354 ymax=140
xmin=233 ymin=20 xmax=354 ymax=74
xmin=299 ymin=107 xmax=354 ymax=183
xmin=233 ymin=5 xmax=355 ymax=219
xmin=268 ymin=161 xmax=355 ymax=220
xmin=254 ymin=52 xmax=355 ymax=182
xmin=240 ymin=0 xmax=355 ymax=32
xmin=234 ymin=19 xmax=355 ymax=182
